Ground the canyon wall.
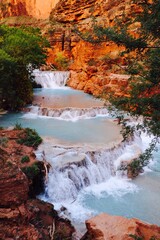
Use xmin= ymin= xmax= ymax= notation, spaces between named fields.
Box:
xmin=0 ymin=0 xmax=135 ymax=97
xmin=25 ymin=0 xmax=59 ymax=19
xmin=0 ymin=0 xmax=140 ymax=98
xmin=48 ymin=0 xmax=134 ymax=97
xmin=0 ymin=0 xmax=59 ymax=19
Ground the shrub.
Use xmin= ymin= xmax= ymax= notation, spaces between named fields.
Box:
xmin=55 ymin=52 xmax=69 ymax=70
xmin=21 ymin=155 xmax=30 ymax=163
xmin=17 ymin=128 xmax=42 ymax=149
xmin=21 ymin=163 xmax=39 ymax=179
xmin=87 ymin=58 xmax=96 ymax=66
xmin=129 ymin=234 xmax=144 ymax=240
xmin=0 ymin=137 xmax=8 ymax=147
xmin=129 ymin=235 xmax=158 ymax=240
xmin=14 ymin=122 xmax=22 ymax=130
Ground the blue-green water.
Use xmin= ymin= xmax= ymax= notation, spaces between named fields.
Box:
xmin=82 ymin=167 xmax=160 ymax=225
xmin=1 ymin=87 xmax=160 ymax=227
xmin=33 ymin=88 xmax=104 ymax=108
xmin=0 ymin=113 xmax=120 ymax=145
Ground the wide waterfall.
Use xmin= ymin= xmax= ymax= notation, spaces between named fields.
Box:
xmin=26 ymin=106 xmax=110 ymax=121
xmin=36 ymin=136 xmax=142 ymax=203
xmin=33 ymin=69 xmax=70 ymax=88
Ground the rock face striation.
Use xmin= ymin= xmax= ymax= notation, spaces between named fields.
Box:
xmin=0 ymin=129 xmax=75 ymax=240
xmin=82 ymin=213 xmax=160 ymax=240
xmin=48 ymin=0 xmax=134 ymax=97
xmin=0 ymin=0 xmax=59 ymax=19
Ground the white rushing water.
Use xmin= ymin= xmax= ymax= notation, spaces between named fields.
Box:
xmin=29 ymin=70 xmax=109 ymax=121
xmin=24 ymin=106 xmax=110 ymax=121
xmin=33 ymin=69 xmax=70 ymax=88
xmin=30 ymin=70 xmax=153 ymax=228
xmin=2 ymin=70 xmax=159 ymax=233
xmin=36 ymin=134 xmax=142 ymax=222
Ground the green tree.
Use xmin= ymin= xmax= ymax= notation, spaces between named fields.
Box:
xmin=91 ymin=0 xmax=160 ymax=138
xmin=0 ymin=25 xmax=49 ymax=110
xmin=79 ymin=0 xmax=160 ymax=173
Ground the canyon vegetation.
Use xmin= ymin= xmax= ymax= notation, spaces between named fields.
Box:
xmin=0 ymin=25 xmax=49 ymax=110
xmin=0 ymin=0 xmax=160 ymax=239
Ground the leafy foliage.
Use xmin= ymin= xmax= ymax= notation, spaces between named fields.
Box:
xmin=21 ymin=163 xmax=40 ymax=180
xmin=55 ymin=51 xmax=69 ymax=70
xmin=0 ymin=136 xmax=8 ymax=147
xmin=14 ymin=122 xmax=22 ymax=130
xmin=17 ymin=128 xmax=42 ymax=149
xmin=21 ymin=155 xmax=30 ymax=163
xmin=129 ymin=234 xmax=144 ymax=240
xmin=129 ymin=234 xmax=159 ymax=240
xmin=86 ymin=0 xmax=160 ymax=173
xmin=93 ymin=0 xmax=160 ymax=136
xmin=0 ymin=25 xmax=49 ymax=110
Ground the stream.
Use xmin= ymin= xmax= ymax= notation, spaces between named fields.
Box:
xmin=0 ymin=70 xmax=160 ymax=235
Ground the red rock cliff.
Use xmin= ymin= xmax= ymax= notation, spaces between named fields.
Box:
xmin=1 ymin=0 xmax=135 ymax=97
xmin=0 ymin=0 xmax=59 ymax=19
xmin=48 ymin=0 xmax=133 ymax=97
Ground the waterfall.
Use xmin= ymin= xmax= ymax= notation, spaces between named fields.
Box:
xmin=25 ymin=106 xmax=110 ymax=121
xmin=33 ymin=69 xmax=70 ymax=88
xmin=46 ymin=151 xmax=115 ymax=202
xmin=36 ymin=136 xmax=142 ymax=203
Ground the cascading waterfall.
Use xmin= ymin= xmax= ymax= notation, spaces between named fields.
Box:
xmin=33 ymin=69 xmax=70 ymax=88
xmin=45 ymin=152 xmax=114 ymax=202
xmin=36 ymin=135 xmax=142 ymax=203
xmin=28 ymin=69 xmax=109 ymax=121
xmin=32 ymin=70 xmax=142 ymax=210
xmin=25 ymin=106 xmax=110 ymax=120
xmin=29 ymin=69 xmax=153 ymax=227
xmin=1 ymin=69 xmax=159 ymax=229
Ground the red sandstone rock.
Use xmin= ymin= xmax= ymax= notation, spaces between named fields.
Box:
xmin=0 ymin=0 xmax=137 ymax=98
xmin=0 ymin=129 xmax=75 ymax=240
xmin=47 ymin=0 xmax=141 ymax=98
xmin=0 ymin=0 xmax=59 ymax=19
xmin=82 ymin=213 xmax=160 ymax=240
xmin=0 ymin=157 xmax=29 ymax=207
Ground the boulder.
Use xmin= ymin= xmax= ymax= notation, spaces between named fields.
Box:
xmin=82 ymin=213 xmax=160 ymax=240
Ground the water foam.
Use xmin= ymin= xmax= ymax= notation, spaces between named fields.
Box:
xmin=84 ymin=176 xmax=138 ymax=198
xmin=37 ymin=136 xmax=142 ymax=213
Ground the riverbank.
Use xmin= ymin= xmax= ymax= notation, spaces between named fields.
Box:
xmin=0 ymin=128 xmax=75 ymax=239
xmin=1 ymin=129 xmax=160 ymax=240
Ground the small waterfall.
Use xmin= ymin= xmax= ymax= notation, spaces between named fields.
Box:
xmin=33 ymin=69 xmax=70 ymax=88
xmin=26 ymin=106 xmax=110 ymax=120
